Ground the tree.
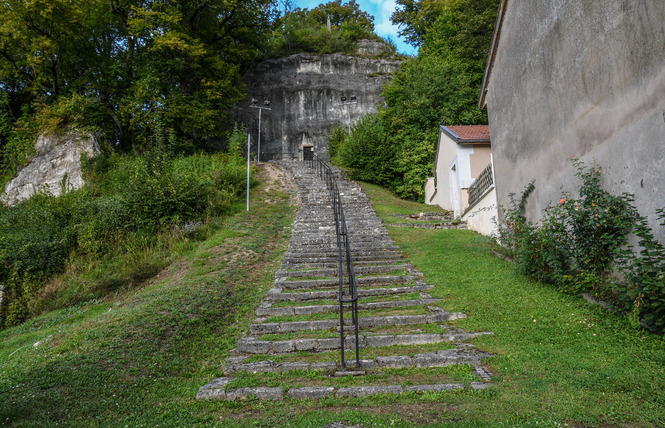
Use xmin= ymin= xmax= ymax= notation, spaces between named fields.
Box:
xmin=0 ymin=0 xmax=277 ymax=158
xmin=268 ymin=0 xmax=380 ymax=57
xmin=308 ymin=0 xmax=374 ymax=32
xmin=338 ymin=0 xmax=499 ymax=201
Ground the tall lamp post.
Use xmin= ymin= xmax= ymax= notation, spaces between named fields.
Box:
xmin=250 ymin=98 xmax=271 ymax=163
xmin=340 ymin=94 xmax=357 ymax=133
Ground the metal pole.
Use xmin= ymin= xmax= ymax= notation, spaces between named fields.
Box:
xmin=257 ymin=108 xmax=262 ymax=164
xmin=246 ymin=134 xmax=250 ymax=211
xmin=346 ymin=105 xmax=351 ymax=133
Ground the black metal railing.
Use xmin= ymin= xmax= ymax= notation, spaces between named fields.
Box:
xmin=307 ymin=155 xmax=360 ymax=369
xmin=467 ymin=163 xmax=494 ymax=207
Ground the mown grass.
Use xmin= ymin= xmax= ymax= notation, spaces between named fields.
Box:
xmin=2 ymin=171 xmax=664 ymax=427
xmin=0 ymin=164 xmax=297 ymax=427
xmin=358 ymin=181 xmax=448 ymax=224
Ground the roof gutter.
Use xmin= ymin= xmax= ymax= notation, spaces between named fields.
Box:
xmin=478 ymin=0 xmax=509 ymax=110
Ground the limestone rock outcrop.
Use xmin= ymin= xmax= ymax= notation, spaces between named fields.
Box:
xmin=236 ymin=49 xmax=400 ymax=161
xmin=1 ymin=130 xmax=99 ymax=206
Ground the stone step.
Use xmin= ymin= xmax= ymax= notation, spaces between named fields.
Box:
xmin=197 ymin=381 xmax=492 ymax=401
xmin=283 ymin=251 xmax=402 ymax=260
xmin=249 ymin=312 xmax=467 ymax=335
xmin=280 ymin=260 xmax=406 ymax=270
xmin=266 ymin=284 xmax=434 ymax=302
xmin=235 ymin=331 xmax=492 ymax=354
xmin=256 ymin=298 xmax=441 ymax=317
xmin=274 ymin=275 xmax=418 ymax=290
xmin=222 ymin=350 xmax=491 ymax=375
xmin=277 ymin=263 xmax=411 ymax=279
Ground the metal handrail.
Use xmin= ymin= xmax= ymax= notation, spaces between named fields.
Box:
xmin=307 ymin=155 xmax=360 ymax=369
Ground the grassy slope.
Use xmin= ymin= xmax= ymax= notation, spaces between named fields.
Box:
xmin=361 ymin=183 xmax=665 ymax=426
xmin=0 ymin=164 xmax=297 ymax=427
xmin=1 ymin=174 xmax=664 ymax=427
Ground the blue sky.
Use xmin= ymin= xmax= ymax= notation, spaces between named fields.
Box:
xmin=291 ymin=0 xmax=418 ymax=56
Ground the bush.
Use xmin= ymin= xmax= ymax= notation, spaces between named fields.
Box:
xmin=337 ymin=114 xmax=397 ymax=187
xmin=0 ymin=144 xmax=249 ymax=327
xmin=498 ymin=159 xmax=665 ymax=332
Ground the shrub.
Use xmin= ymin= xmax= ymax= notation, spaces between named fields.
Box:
xmin=498 ymin=159 xmax=665 ymax=332
xmin=0 ymin=146 xmax=249 ymax=328
xmin=337 ymin=114 xmax=397 ymax=187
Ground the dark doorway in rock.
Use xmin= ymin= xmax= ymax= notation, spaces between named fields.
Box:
xmin=303 ymin=146 xmax=314 ymax=161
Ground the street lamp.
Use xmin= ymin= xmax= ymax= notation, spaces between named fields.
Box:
xmin=250 ymin=98 xmax=271 ymax=163
xmin=340 ymin=94 xmax=357 ymax=133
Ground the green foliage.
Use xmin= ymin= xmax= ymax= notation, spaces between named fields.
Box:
xmin=498 ymin=159 xmax=665 ymax=332
xmin=326 ymin=122 xmax=348 ymax=163
xmin=0 ymin=130 xmax=249 ymax=328
xmin=616 ymin=209 xmax=665 ymax=332
xmin=336 ymin=0 xmax=497 ymax=200
xmin=267 ymin=0 xmax=387 ymax=57
xmin=338 ymin=114 xmax=396 ymax=187
xmin=0 ymin=0 xmax=275 ymax=153
xmin=227 ymin=123 xmax=248 ymax=158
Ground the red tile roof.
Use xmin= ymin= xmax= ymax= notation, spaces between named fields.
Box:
xmin=443 ymin=125 xmax=491 ymax=142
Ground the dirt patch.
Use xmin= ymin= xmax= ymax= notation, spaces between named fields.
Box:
xmin=256 ymin=162 xmax=299 ymax=205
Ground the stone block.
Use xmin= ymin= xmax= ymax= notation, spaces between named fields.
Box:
xmin=271 ymin=340 xmax=295 ymax=353
xmin=404 ymin=383 xmax=465 ymax=393
xmin=226 ymin=387 xmax=284 ymax=401
xmin=376 ymin=355 xmax=412 ymax=368
xmin=311 ymin=362 xmax=338 ymax=371
xmin=287 ymin=387 xmax=335 ymax=400
xmin=195 ymin=377 xmax=233 ymax=400
xmin=250 ymin=323 xmax=280 ymax=334
xmin=294 ymin=339 xmax=318 ymax=351
xmin=236 ymin=339 xmax=272 ymax=354
xmin=317 ymin=338 xmax=341 ymax=350
xmin=358 ymin=359 xmax=377 ymax=370
xmin=335 ymin=386 xmax=403 ymax=398
xmin=278 ymin=362 xmax=310 ymax=372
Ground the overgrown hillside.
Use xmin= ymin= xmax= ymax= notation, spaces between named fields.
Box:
xmin=0 ymin=127 xmax=253 ymax=328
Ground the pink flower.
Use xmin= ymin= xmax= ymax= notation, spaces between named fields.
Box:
xmin=559 ymin=198 xmax=565 ymax=204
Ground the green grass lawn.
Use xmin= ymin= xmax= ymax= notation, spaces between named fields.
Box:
xmin=1 ymin=172 xmax=664 ymax=427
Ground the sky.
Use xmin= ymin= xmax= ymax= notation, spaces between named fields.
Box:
xmin=291 ymin=0 xmax=419 ymax=56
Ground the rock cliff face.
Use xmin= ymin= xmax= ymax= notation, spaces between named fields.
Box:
xmin=236 ymin=51 xmax=400 ymax=161
xmin=1 ymin=130 xmax=99 ymax=206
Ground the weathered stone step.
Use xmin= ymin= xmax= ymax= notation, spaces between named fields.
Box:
xmin=284 ymin=249 xmax=402 ymax=264
xmin=256 ymin=298 xmax=440 ymax=317
xmin=280 ymin=259 xmax=405 ymax=270
xmin=235 ymin=331 xmax=492 ymax=354
xmin=266 ymin=284 xmax=433 ymax=302
xmin=287 ymin=237 xmax=395 ymax=247
xmin=274 ymin=275 xmax=418 ymax=290
xmin=223 ymin=350 xmax=491 ymax=375
xmin=197 ymin=380 xmax=489 ymax=401
xmin=249 ymin=311 xmax=467 ymax=335
xmin=286 ymin=244 xmax=400 ymax=253
xmin=277 ymin=263 xmax=411 ymax=279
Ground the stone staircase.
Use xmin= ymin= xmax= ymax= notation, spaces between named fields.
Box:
xmin=196 ymin=160 xmax=492 ymax=401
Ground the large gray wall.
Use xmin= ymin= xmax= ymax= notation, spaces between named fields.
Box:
xmin=486 ymin=1 xmax=665 ymax=237
xmin=236 ymin=52 xmax=400 ymax=161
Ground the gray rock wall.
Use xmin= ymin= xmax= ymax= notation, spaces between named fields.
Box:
xmin=236 ymin=52 xmax=400 ymax=161
xmin=486 ymin=0 xmax=665 ymax=237
xmin=1 ymin=130 xmax=99 ymax=206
